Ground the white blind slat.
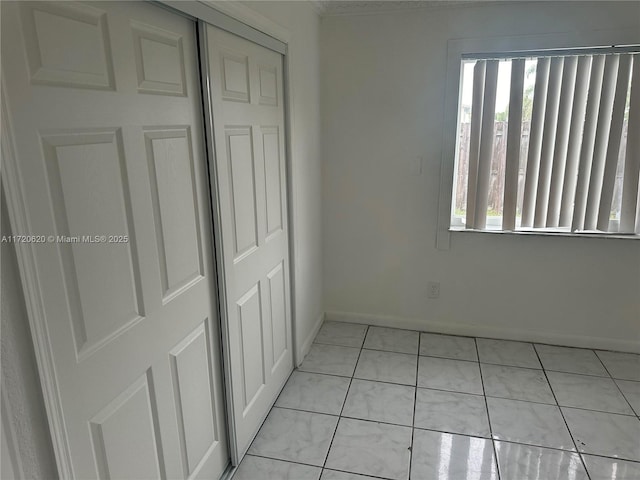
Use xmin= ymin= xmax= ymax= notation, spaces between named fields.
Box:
xmin=473 ymin=60 xmax=499 ymax=229
xmin=572 ymin=55 xmax=606 ymax=231
xmin=465 ymin=60 xmax=486 ymax=229
xmin=620 ymin=55 xmax=640 ymax=233
xmin=559 ymin=56 xmax=592 ymax=227
xmin=503 ymin=59 xmax=525 ymax=231
xmin=597 ymin=54 xmax=633 ymax=231
xmin=534 ymin=57 xmax=565 ymax=227
xmin=546 ymin=56 xmax=578 ymax=227
xmin=584 ymin=54 xmax=620 ymax=230
xmin=521 ymin=57 xmax=551 ymax=228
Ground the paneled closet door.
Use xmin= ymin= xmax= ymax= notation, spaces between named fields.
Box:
xmin=204 ymin=24 xmax=293 ymax=459
xmin=1 ymin=2 xmax=228 ymax=478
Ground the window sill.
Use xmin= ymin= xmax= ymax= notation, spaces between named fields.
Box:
xmin=449 ymin=226 xmax=639 ymax=241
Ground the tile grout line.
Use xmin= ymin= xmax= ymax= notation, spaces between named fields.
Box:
xmin=593 ymin=350 xmax=640 ymax=418
xmin=408 ymin=332 xmax=421 ymax=480
xmin=532 ymin=344 xmax=593 ymax=480
xmin=296 ymin=367 xmax=638 ymax=417
xmin=294 ymin=325 xmax=639 ymax=477
xmin=320 ymin=325 xmax=370 ymax=473
xmin=271 ymin=402 xmax=640 ymax=461
xmin=476 ymin=337 xmax=502 ymax=480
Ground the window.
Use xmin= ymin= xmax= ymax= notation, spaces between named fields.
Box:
xmin=451 ymin=47 xmax=639 ymax=236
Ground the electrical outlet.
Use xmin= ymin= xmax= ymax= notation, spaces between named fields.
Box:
xmin=427 ymin=281 xmax=440 ymax=299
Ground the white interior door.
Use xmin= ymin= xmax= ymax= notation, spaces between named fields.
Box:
xmin=204 ymin=24 xmax=294 ymax=458
xmin=1 ymin=2 xmax=228 ymax=478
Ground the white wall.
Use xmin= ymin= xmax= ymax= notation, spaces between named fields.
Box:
xmin=242 ymin=1 xmax=325 ymax=361
xmin=321 ymin=1 xmax=640 ymax=352
xmin=1 ymin=186 xmax=58 ymax=479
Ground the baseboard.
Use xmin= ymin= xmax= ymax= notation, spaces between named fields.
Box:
xmin=296 ymin=312 xmax=325 ymax=366
xmin=325 ymin=310 xmax=640 ymax=354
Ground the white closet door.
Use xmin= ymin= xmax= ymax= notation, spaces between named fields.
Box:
xmin=204 ymin=24 xmax=293 ymax=458
xmin=1 ymin=2 xmax=228 ymax=478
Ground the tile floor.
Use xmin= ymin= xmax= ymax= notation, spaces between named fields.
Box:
xmin=232 ymin=322 xmax=640 ymax=480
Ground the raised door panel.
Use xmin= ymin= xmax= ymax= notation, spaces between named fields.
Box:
xmin=226 ymin=128 xmax=258 ymax=260
xmin=20 ymin=2 xmax=114 ymax=89
xmin=170 ymin=322 xmax=220 ymax=477
xmin=132 ymin=21 xmax=186 ymax=96
xmin=90 ymin=373 xmax=163 ymax=480
xmin=221 ymin=52 xmax=250 ymax=103
xmin=261 ymin=127 xmax=283 ymax=238
xmin=42 ymin=129 xmax=143 ymax=360
xmin=236 ymin=284 xmax=265 ymax=413
xmin=258 ymin=66 xmax=277 ymax=106
xmin=267 ymin=262 xmax=287 ymax=371
xmin=145 ymin=127 xmax=204 ymax=303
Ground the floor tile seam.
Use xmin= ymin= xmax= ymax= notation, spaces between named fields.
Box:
xmin=316 ymin=333 xmax=634 ymax=376
xmin=295 ymin=367 xmax=353 ymax=380
xmin=361 ymin=346 xmax=419 ymax=356
xmin=593 ymin=350 xmax=619 ymax=378
xmin=483 ymin=392 xmax=558 ymax=407
xmin=543 ymin=368 xmax=618 ymax=379
xmin=417 ymin=352 xmax=479 ymax=362
xmin=321 ymin=466 xmax=394 ymax=480
xmin=493 ymin=437 xmax=580 ymax=453
xmin=606 ymin=369 xmax=640 ymax=417
xmin=411 ymin=427 xmax=589 ymax=453
xmin=275 ymin=404 xmax=415 ymax=430
xmin=569 ymin=347 xmax=640 ymax=382
xmin=308 ymin=326 xmax=639 ymax=472
xmin=578 ymin=451 xmax=640 ymax=465
xmin=348 ymin=377 xmax=417 ymax=391
xmin=411 ymin=425 xmax=492 ymax=439
xmin=532 ymin=343 xmax=611 ymax=376
xmin=479 ymin=360 xmax=629 ymax=378
xmin=419 ymin=353 xmax=480 ymax=364
xmin=320 ymin=325 xmax=636 ymax=357
xmin=544 ymin=396 xmax=637 ymax=417
xmin=321 ymin=325 xmax=370 ymax=471
xmin=355 ymin=374 xmax=416 ymax=387
xmin=558 ymin=404 xmax=640 ymax=420
xmin=243 ymin=452 xmax=324 ymax=470
xmin=339 ymin=413 xmax=414 ymax=428
xmin=273 ymin=405 xmax=341 ymax=418
xmin=415 ymin=385 xmax=485 ymax=397
xmin=272 ymin=405 xmax=556 ymax=436
xmin=478 ymin=360 xmax=543 ymax=370
xmin=491 ymin=438 xmax=583 ymax=454
xmin=481 ymin=391 xmax=638 ymax=416
xmin=288 ymin=369 xmax=356 ymax=381
xmin=245 ymin=369 xmax=301 ymax=461
xmin=408 ymin=331 xmax=421 ymax=480
xmin=533 ymin=342 xmax=593 ymax=480
xmin=293 ymin=326 xmax=639 ymax=479
xmin=615 ymin=377 xmax=640 ymax=385
xmin=475 ymin=336 xmax=502 ymax=480
xmin=312 ymin=340 xmax=363 ymax=350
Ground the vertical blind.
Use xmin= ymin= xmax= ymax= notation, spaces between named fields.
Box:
xmin=458 ymin=48 xmax=639 ymax=235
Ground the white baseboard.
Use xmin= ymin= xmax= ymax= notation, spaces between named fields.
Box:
xmin=325 ymin=311 xmax=640 ymax=354
xmin=296 ymin=312 xmax=325 ymax=366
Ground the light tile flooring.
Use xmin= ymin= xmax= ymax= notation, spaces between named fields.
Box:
xmin=232 ymin=322 xmax=640 ymax=480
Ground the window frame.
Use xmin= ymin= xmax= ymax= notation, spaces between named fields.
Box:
xmin=436 ymin=28 xmax=640 ymax=250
